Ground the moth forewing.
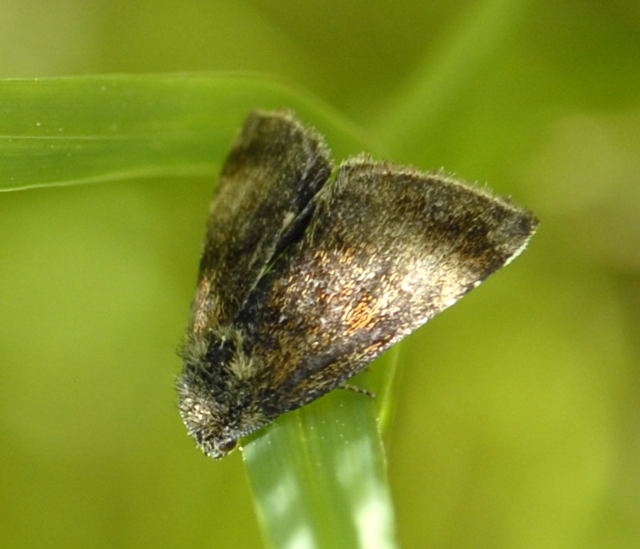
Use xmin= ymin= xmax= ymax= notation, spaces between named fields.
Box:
xmin=232 ymin=158 xmax=537 ymax=415
xmin=190 ymin=109 xmax=331 ymax=332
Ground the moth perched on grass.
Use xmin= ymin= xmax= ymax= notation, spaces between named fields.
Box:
xmin=177 ymin=109 xmax=537 ymax=459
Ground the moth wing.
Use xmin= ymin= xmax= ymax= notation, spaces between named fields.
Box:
xmin=191 ymin=110 xmax=331 ymax=333
xmin=237 ymin=158 xmax=538 ymax=414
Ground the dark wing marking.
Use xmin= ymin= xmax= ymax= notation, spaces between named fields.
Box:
xmin=190 ymin=110 xmax=331 ymax=333
xmin=236 ymin=157 xmax=538 ymax=415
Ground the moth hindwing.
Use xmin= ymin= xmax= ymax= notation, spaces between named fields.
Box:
xmin=177 ymin=109 xmax=538 ymax=458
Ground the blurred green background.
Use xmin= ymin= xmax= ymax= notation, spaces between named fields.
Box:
xmin=1 ymin=1 xmax=639 ymax=548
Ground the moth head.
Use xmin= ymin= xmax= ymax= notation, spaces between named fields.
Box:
xmin=177 ymin=334 xmax=266 ymax=459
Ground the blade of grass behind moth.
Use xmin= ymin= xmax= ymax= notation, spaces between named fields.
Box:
xmin=0 ymin=73 xmax=374 ymax=191
xmin=372 ymin=345 xmax=403 ymax=439
xmin=242 ymin=376 xmax=397 ymax=549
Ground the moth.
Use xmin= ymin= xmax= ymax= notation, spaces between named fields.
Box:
xmin=177 ymin=109 xmax=537 ymax=459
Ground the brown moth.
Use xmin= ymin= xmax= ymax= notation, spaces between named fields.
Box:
xmin=177 ymin=109 xmax=537 ymax=458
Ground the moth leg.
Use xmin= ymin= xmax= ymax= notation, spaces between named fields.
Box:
xmin=339 ymin=384 xmax=376 ymax=399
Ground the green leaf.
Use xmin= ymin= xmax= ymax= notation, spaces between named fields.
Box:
xmin=242 ymin=366 xmax=397 ymax=549
xmin=0 ymin=73 xmax=397 ymax=549
xmin=0 ymin=73 xmax=374 ymax=191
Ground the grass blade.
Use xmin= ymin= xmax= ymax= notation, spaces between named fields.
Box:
xmin=0 ymin=73 xmax=372 ymax=191
xmin=242 ymin=362 xmax=397 ymax=549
